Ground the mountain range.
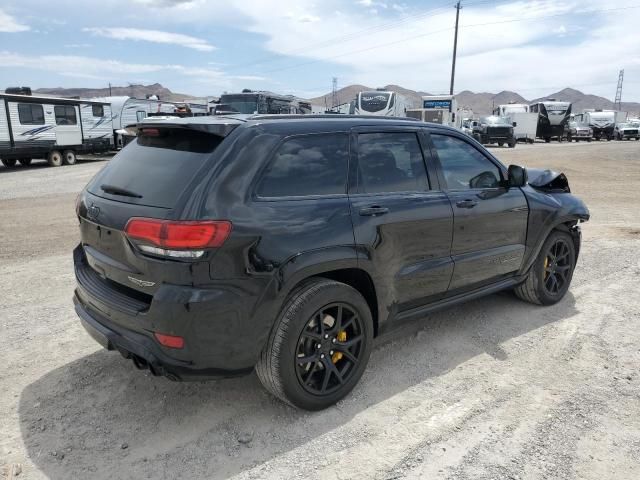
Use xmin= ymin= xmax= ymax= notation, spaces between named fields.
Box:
xmin=26 ymin=83 xmax=640 ymax=116
xmin=33 ymin=83 xmax=196 ymax=102
xmin=311 ymin=85 xmax=640 ymax=116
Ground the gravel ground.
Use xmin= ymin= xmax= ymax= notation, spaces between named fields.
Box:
xmin=1 ymin=141 xmax=639 ymax=479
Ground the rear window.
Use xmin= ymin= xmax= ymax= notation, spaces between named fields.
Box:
xmin=88 ymin=128 xmax=222 ymax=208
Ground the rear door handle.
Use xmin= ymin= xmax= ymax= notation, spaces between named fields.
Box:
xmin=456 ymin=199 xmax=478 ymax=209
xmin=359 ymin=206 xmax=389 ymax=216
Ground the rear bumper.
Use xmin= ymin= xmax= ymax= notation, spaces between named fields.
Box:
xmin=73 ymin=245 xmax=266 ymax=380
xmin=74 ymin=295 xmax=253 ymax=380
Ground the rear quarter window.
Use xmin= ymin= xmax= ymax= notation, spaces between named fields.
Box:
xmin=87 ymin=128 xmax=222 ymax=209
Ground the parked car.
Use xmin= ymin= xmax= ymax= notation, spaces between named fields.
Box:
xmin=73 ymin=115 xmax=589 ymax=410
xmin=460 ymin=118 xmax=477 ymax=137
xmin=471 ymin=116 xmax=516 ymax=147
xmin=566 ymin=121 xmax=593 ymax=142
xmin=614 ymin=122 xmax=640 ymax=141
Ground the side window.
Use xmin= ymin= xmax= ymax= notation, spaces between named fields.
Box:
xmin=92 ymin=105 xmax=104 ymax=117
xmin=431 ymin=134 xmax=502 ymax=190
xmin=256 ymin=134 xmax=349 ymax=197
xmin=17 ymin=104 xmax=44 ymax=125
xmin=356 ymin=132 xmax=428 ymax=194
xmin=54 ymin=106 xmax=77 ymax=125
xmin=136 ymin=111 xmax=147 ymax=122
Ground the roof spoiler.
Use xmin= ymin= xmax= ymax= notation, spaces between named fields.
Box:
xmin=124 ymin=117 xmax=245 ymax=137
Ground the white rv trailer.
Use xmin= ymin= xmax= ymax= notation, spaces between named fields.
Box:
xmin=0 ymin=92 xmax=112 ymax=168
xmin=493 ymin=103 xmax=538 ymax=143
xmin=529 ymin=99 xmax=572 ymax=142
xmin=406 ymin=95 xmax=459 ymax=127
xmin=91 ymin=96 xmax=178 ymax=148
xmin=574 ymin=109 xmax=622 ymax=140
xmin=353 ymin=90 xmax=411 ymax=116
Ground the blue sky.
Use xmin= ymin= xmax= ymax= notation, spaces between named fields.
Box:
xmin=1 ymin=0 xmax=639 ymax=101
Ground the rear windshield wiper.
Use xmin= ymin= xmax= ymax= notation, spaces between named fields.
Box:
xmin=100 ymin=184 xmax=143 ymax=198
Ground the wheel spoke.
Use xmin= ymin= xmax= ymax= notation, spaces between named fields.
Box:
xmin=301 ymin=330 xmax=322 ymax=342
xmin=304 ymin=361 xmax=319 ymax=381
xmin=337 ymin=334 xmax=363 ymax=349
xmin=335 ymin=348 xmax=358 ymax=364
xmin=335 ymin=305 xmax=343 ymax=331
xmin=297 ymin=354 xmax=317 ymax=366
xmin=323 ymin=357 xmax=344 ymax=385
xmin=320 ymin=361 xmax=332 ymax=391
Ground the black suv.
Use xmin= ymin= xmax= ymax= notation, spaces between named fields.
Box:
xmin=74 ymin=115 xmax=589 ymax=410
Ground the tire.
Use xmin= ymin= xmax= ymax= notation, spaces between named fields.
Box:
xmin=18 ymin=158 xmax=32 ymax=166
xmin=515 ymin=230 xmax=576 ymax=306
xmin=256 ymin=278 xmax=374 ymax=410
xmin=47 ymin=150 xmax=63 ymax=167
xmin=567 ymin=134 xmax=572 ymax=142
xmin=1 ymin=158 xmax=17 ymax=168
xmin=508 ymin=140 xmax=516 ymax=148
xmin=587 ymin=138 xmax=592 ymax=142
xmin=544 ymin=137 xmax=551 ymax=143
xmin=498 ymin=142 xmax=504 ymax=147
xmin=62 ymin=150 xmax=77 ymax=165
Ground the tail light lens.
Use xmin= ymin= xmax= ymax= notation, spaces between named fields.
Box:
xmin=125 ymin=218 xmax=232 ymax=259
xmin=154 ymin=332 xmax=184 ymax=349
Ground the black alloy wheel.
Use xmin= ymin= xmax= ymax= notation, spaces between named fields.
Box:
xmin=542 ymin=238 xmax=572 ymax=296
xmin=295 ymin=303 xmax=364 ymax=396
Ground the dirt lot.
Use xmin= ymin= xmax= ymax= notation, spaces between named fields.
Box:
xmin=1 ymin=142 xmax=639 ymax=479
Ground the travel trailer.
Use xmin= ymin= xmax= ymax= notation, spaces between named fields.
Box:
xmin=573 ymin=110 xmax=620 ymax=141
xmin=406 ymin=95 xmax=458 ymax=126
xmin=91 ymin=96 xmax=178 ymax=148
xmin=214 ymin=90 xmax=312 ymax=115
xmin=529 ymin=100 xmax=572 ymax=142
xmin=353 ymin=90 xmax=411 ymax=116
xmin=493 ymin=103 xmax=538 ymax=143
xmin=0 ymin=91 xmax=112 ymax=167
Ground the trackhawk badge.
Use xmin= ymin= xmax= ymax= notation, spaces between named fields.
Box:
xmin=127 ymin=276 xmax=156 ymax=288
xmin=87 ymin=204 xmax=100 ymax=221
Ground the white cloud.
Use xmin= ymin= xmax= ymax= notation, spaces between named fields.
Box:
xmin=0 ymin=9 xmax=29 ymax=32
xmin=83 ymin=27 xmax=216 ymax=51
xmin=64 ymin=43 xmax=92 ymax=48
xmin=0 ymin=51 xmax=266 ymax=91
xmin=222 ymin=0 xmax=640 ymax=100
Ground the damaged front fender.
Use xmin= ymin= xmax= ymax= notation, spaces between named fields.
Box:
xmin=527 ymin=168 xmax=571 ymax=193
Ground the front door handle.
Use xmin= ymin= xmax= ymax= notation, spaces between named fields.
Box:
xmin=359 ymin=206 xmax=390 ymax=216
xmin=456 ymin=199 xmax=478 ymax=209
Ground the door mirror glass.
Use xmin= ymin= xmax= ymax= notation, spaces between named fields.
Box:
xmin=508 ymin=164 xmax=527 ymax=187
xmin=512 ymin=122 xmax=517 ymax=127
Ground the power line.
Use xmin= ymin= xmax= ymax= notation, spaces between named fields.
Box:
xmin=250 ymin=4 xmax=640 ymax=76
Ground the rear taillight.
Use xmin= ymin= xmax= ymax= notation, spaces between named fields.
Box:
xmin=125 ymin=218 xmax=232 ymax=259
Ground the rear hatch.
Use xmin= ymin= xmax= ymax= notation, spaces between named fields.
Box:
xmin=76 ymin=119 xmax=241 ymax=305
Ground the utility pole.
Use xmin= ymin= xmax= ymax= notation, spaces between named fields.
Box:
xmin=449 ymin=1 xmax=462 ymax=96
xmin=332 ymin=77 xmax=338 ymax=111
xmin=108 ymin=82 xmax=112 ymax=96
xmin=614 ymin=69 xmax=624 ymax=111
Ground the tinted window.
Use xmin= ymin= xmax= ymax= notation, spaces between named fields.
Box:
xmin=18 ymin=104 xmax=44 ymax=125
xmin=256 ymin=134 xmax=349 ymax=197
xmin=357 ymin=132 xmax=428 ymax=193
xmin=87 ymin=128 xmax=222 ymax=208
xmin=431 ymin=134 xmax=502 ymax=190
xmin=54 ymin=106 xmax=77 ymax=125
xmin=92 ymin=105 xmax=104 ymax=117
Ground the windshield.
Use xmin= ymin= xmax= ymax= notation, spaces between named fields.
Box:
xmin=503 ymin=106 xmax=527 ymax=113
xmin=481 ymin=116 xmax=509 ymax=125
xmin=217 ymin=94 xmax=259 ymax=114
xmin=360 ymin=92 xmax=390 ymax=112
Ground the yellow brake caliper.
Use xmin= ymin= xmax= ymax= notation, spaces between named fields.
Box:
xmin=332 ymin=330 xmax=347 ymax=364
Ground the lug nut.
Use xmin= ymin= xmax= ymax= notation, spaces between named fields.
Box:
xmin=316 ymin=344 xmax=321 ymax=349
xmin=332 ymin=338 xmax=336 ymax=343
xmin=330 ymin=350 xmax=334 ymax=355
xmin=320 ymin=354 xmax=325 ymax=359
xmin=324 ymin=334 xmax=329 ymax=339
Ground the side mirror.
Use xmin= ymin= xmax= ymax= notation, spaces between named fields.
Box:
xmin=508 ymin=165 xmax=527 ymax=187
xmin=512 ymin=122 xmax=517 ymax=127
